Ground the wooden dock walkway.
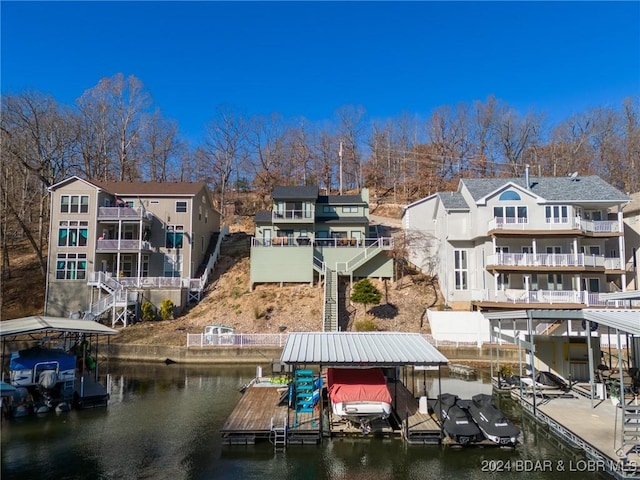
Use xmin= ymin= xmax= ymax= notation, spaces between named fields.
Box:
xmin=391 ymin=381 xmax=442 ymax=444
xmin=221 ymin=383 xmax=321 ymax=445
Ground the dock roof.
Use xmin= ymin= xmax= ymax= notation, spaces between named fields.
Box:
xmin=0 ymin=316 xmax=119 ymax=338
xmin=280 ymin=332 xmax=449 ymax=367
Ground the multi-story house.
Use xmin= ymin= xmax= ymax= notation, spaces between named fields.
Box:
xmin=609 ymin=192 xmax=640 ymax=291
xmin=45 ymin=176 xmax=222 ymax=325
xmin=402 ymin=171 xmax=631 ymax=310
xmin=250 ymin=186 xmax=394 ymax=330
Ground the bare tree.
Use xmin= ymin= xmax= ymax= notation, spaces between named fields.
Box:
xmin=140 ymin=109 xmax=184 ymax=182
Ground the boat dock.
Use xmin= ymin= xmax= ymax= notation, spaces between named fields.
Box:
xmin=222 ymin=378 xmax=449 ymax=446
xmin=509 ymin=387 xmax=640 ymax=479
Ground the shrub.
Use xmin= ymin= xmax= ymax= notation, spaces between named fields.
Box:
xmin=140 ymin=301 xmax=157 ymax=322
xmin=350 ymin=279 xmax=382 ymax=311
xmin=354 ymin=318 xmax=377 ymax=332
xmin=159 ymin=299 xmax=174 ymax=320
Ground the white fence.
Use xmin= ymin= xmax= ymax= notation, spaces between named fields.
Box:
xmin=186 ymin=332 xmax=490 ymax=349
xmin=186 ymin=333 xmax=291 ymax=348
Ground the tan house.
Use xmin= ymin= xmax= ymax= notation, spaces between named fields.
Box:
xmin=45 ymin=176 xmax=222 ymax=325
xmin=609 ymin=192 xmax=640 ymax=291
xmin=402 ymin=172 xmax=631 ymax=310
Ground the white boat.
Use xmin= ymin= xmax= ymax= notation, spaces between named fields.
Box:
xmin=326 ymin=367 xmax=392 ymax=434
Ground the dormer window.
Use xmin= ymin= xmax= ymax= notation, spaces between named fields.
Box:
xmin=499 ymin=190 xmax=521 ymax=201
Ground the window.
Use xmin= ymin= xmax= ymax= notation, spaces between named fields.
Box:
xmin=176 ymin=201 xmax=187 ymax=213
xmin=582 ymin=278 xmax=600 ymax=293
xmin=322 ymin=206 xmax=336 ymax=213
xmin=57 ymin=221 xmax=88 ymax=247
xmin=199 ymin=205 xmax=202 ymax=221
xmin=454 ymin=250 xmax=468 ymax=290
xmin=163 ymin=254 xmax=182 ymax=277
xmin=56 ymin=253 xmax=87 ymax=280
xmin=125 ymin=201 xmax=134 ymax=208
xmin=493 ymin=205 xmax=527 ymax=224
xmin=299 ymin=229 xmax=308 ymax=237
xmin=581 ymin=245 xmax=601 ymax=255
xmin=121 ymin=255 xmax=133 ymax=277
xmin=545 ymin=205 xmax=568 ymax=224
xmin=547 ymin=274 xmax=563 ymax=290
xmin=141 ymin=255 xmax=150 ymax=277
xmin=499 ymin=190 xmax=521 ymax=201
xmin=342 ymin=206 xmax=358 ymax=213
xmin=61 ymin=195 xmax=89 ymax=213
xmin=317 ymin=231 xmax=329 ymax=238
xmin=497 ymin=273 xmax=510 ymax=289
xmin=166 ymin=225 xmax=184 ymax=248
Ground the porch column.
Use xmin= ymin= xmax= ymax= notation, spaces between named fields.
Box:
xmin=573 ymin=237 xmax=579 ymax=265
xmin=619 ymin=212 xmax=626 ymax=291
xmin=585 ymin=319 xmax=595 ymax=409
xmin=137 ymin=217 xmax=143 ymax=286
xmin=575 ymin=274 xmax=582 ymax=304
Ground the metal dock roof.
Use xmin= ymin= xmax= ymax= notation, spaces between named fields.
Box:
xmin=0 ymin=316 xmax=119 ymax=338
xmin=280 ymin=332 xmax=449 ymax=367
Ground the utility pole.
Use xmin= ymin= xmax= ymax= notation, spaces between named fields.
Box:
xmin=339 ymin=141 xmax=343 ymax=195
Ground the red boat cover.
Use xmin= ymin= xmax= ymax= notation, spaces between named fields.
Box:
xmin=327 ymin=368 xmax=392 ymax=404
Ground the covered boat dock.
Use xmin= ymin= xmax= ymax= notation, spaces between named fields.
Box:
xmin=484 ymin=304 xmax=640 ymax=480
xmin=0 ymin=316 xmax=118 ymax=413
xmin=221 ymin=332 xmax=449 ymax=446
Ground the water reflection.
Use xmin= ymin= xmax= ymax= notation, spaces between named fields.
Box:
xmin=2 ymin=363 xmax=601 ymax=480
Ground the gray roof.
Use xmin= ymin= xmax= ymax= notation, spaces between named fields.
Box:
xmin=280 ymin=332 xmax=449 ymax=366
xmin=317 ymin=195 xmax=366 ymax=205
xmin=0 ymin=316 xmax=119 ymax=338
xmin=461 ymin=175 xmax=630 ymax=203
xmin=254 ymin=211 xmax=272 ymax=223
xmin=599 ymin=291 xmax=640 ymax=301
xmin=437 ymin=191 xmax=470 ymax=210
xmin=272 ymin=186 xmax=318 ymax=200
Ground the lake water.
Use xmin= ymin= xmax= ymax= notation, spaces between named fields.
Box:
xmin=1 ymin=363 xmax=603 ymax=479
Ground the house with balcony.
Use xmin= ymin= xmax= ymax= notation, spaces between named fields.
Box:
xmin=250 ymin=186 xmax=394 ymax=331
xmin=402 ymin=172 xmax=631 ymax=310
xmin=609 ymin=192 xmax=640 ymax=291
xmin=45 ymin=176 xmax=222 ymax=325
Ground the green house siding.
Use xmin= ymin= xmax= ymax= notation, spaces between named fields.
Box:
xmin=353 ymin=254 xmax=394 ymax=278
xmin=250 ymin=247 xmax=314 ymax=285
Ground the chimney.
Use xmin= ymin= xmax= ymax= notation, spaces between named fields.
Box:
xmin=525 ymin=164 xmax=530 ymax=189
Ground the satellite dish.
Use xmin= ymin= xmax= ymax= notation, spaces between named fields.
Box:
xmin=569 ymin=171 xmax=578 ymax=180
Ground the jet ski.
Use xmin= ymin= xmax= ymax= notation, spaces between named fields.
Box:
xmin=433 ymin=393 xmax=484 ymax=445
xmin=468 ymin=393 xmax=520 ymax=446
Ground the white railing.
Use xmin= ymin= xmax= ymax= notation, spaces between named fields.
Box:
xmin=487 ymin=252 xmax=618 ymax=268
xmin=488 ymin=216 xmax=620 ymax=234
xmin=472 ymin=288 xmax=637 ymax=307
xmin=97 ymin=206 xmax=153 ymax=220
xmin=96 ymin=239 xmax=152 ymax=251
xmin=251 ymin=236 xmax=394 ymax=248
xmin=580 ymin=219 xmax=620 ymax=233
xmin=195 ymin=225 xmax=229 ymax=290
xmin=118 ymin=276 xmax=186 ymax=288
xmin=186 ymin=333 xmax=291 ymax=348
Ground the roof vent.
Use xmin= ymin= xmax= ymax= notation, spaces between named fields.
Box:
xmin=569 ymin=171 xmax=579 ymax=181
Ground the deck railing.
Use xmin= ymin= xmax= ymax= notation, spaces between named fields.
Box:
xmin=251 ymin=236 xmax=393 ymax=248
xmin=486 ymin=253 xmax=621 ymax=269
xmin=487 ymin=216 xmax=621 ymax=234
xmin=97 ymin=206 xmax=153 ymax=220
xmin=472 ymin=289 xmax=638 ymax=307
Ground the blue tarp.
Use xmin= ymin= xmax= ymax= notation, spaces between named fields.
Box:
xmin=9 ymin=346 xmax=76 ymax=372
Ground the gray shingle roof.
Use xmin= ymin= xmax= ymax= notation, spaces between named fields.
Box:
xmin=254 ymin=211 xmax=272 ymax=223
xmin=272 ymin=186 xmax=319 ymax=200
xmin=317 ymin=195 xmax=366 ymax=205
xmin=437 ymin=192 xmax=470 ymax=210
xmin=315 ymin=216 xmax=369 ymax=224
xmin=461 ymin=175 xmax=629 ymax=203
xmin=280 ymin=332 xmax=449 ymax=366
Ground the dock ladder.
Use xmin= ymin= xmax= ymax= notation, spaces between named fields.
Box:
xmin=293 ymin=369 xmax=316 ymax=428
xmin=270 ymin=416 xmax=288 ymax=449
xmin=621 ymin=401 xmax=640 ymax=456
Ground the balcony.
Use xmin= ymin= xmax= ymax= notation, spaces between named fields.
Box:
xmin=471 ymin=289 xmax=627 ymax=307
xmin=486 ymin=253 xmax=623 ymax=271
xmin=487 ymin=217 xmax=621 ymax=235
xmin=272 ymin=209 xmax=314 ymax=223
xmin=251 ymin=237 xmax=394 ymax=249
xmin=97 ymin=206 xmax=153 ymax=221
xmin=96 ymin=239 xmax=152 ymax=252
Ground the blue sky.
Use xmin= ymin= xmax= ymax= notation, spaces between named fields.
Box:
xmin=2 ymin=1 xmax=639 ymax=141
